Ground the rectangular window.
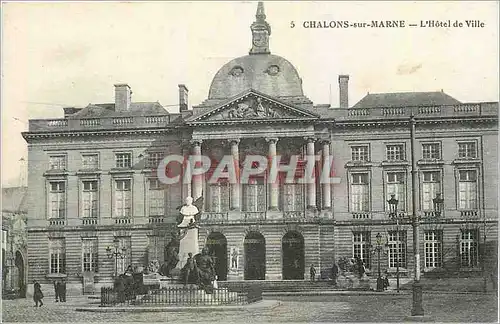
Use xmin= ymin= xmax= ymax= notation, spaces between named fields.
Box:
xmin=422 ymin=143 xmax=441 ymax=160
xmin=458 ymin=170 xmax=477 ymax=210
xmin=351 ymin=146 xmax=369 ymax=162
xmin=49 ymin=238 xmax=66 ymax=274
xmin=386 ymin=144 xmax=405 ymax=161
xmin=460 ymin=229 xmax=478 ymax=268
xmin=116 ymin=237 xmax=132 ymax=275
xmin=82 ymin=154 xmax=99 ymax=169
xmin=115 ymin=153 xmax=132 ymax=168
xmin=350 ymin=173 xmax=370 ymax=212
xmin=49 ymin=181 xmax=66 ymax=219
xmin=353 ymin=232 xmax=371 ymax=268
xmin=114 ymin=179 xmax=131 ymax=217
xmin=49 ymin=155 xmax=67 ymax=170
xmin=458 ymin=142 xmax=477 ymax=159
xmin=281 ymin=183 xmax=305 ymax=212
xmin=208 ymin=181 xmax=230 ymax=212
xmin=242 ymin=178 xmax=266 ymax=212
xmin=82 ymin=180 xmax=98 ymax=218
xmin=386 ymin=172 xmax=406 ymax=211
xmin=388 ymin=231 xmax=406 ymax=268
xmin=421 ymin=171 xmax=441 ymax=211
xmin=148 ymin=179 xmax=165 ymax=216
xmin=424 ymin=230 xmax=442 ymax=269
xmin=147 ymin=152 xmax=163 ymax=169
xmin=82 ymin=239 xmax=98 ymax=272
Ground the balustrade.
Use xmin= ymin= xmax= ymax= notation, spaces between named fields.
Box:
xmin=243 ymin=211 xmax=266 ymax=221
xmin=48 ymin=218 xmax=66 ymax=226
xmin=115 ymin=218 xmax=133 ymax=225
xmin=352 ymin=212 xmax=371 ymax=220
xmin=82 ymin=218 xmax=98 ymax=225
xmin=112 ymin=117 xmax=133 ymax=125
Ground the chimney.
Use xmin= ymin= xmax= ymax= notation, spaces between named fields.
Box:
xmin=114 ymin=84 xmax=132 ymax=111
xmin=178 ymin=84 xmax=189 ymax=111
xmin=338 ymin=75 xmax=349 ymax=108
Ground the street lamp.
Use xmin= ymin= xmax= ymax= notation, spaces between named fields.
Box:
xmin=371 ymin=232 xmax=387 ymax=292
xmin=387 ymin=194 xmax=400 ymax=292
xmin=106 ymin=238 xmax=126 ymax=278
xmin=432 ymin=193 xmax=444 ymax=217
xmin=410 ymin=115 xmax=424 ymax=316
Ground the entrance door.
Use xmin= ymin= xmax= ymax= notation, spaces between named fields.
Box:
xmin=244 ymin=232 xmax=266 ymax=280
xmin=205 ymin=232 xmax=228 ymax=281
xmin=282 ymin=231 xmax=305 ymax=280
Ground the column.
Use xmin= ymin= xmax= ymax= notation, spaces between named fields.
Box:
xmin=305 ymin=137 xmax=316 ymax=209
xmin=181 ymin=143 xmax=191 ymax=200
xmin=266 ymin=138 xmax=279 ymax=211
xmin=322 ymin=140 xmax=332 ymax=209
xmin=230 ymin=139 xmax=241 ymax=210
xmin=191 ymin=140 xmax=203 ymax=200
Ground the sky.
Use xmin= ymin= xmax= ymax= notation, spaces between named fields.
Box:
xmin=2 ymin=1 xmax=499 ymax=187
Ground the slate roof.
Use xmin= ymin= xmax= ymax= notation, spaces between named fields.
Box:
xmin=352 ymin=91 xmax=461 ymax=108
xmin=68 ymin=102 xmax=169 ymax=118
xmin=2 ymin=187 xmax=28 ymax=214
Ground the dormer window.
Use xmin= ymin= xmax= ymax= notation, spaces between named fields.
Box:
xmin=267 ymin=65 xmax=280 ymax=76
xmin=230 ymin=66 xmax=244 ymax=77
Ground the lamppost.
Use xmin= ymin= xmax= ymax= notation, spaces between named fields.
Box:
xmin=106 ymin=238 xmax=126 ymax=278
xmin=432 ymin=193 xmax=444 ymax=218
xmin=371 ymin=232 xmax=387 ymax=291
xmin=410 ymin=114 xmax=424 ymax=316
xmin=387 ymin=194 xmax=400 ymax=292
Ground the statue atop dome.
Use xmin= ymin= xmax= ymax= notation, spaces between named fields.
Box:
xmin=250 ymin=2 xmax=271 ymax=55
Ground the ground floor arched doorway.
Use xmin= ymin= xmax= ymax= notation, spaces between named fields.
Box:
xmin=205 ymin=232 xmax=228 ymax=281
xmin=15 ymin=251 xmax=26 ymax=297
xmin=244 ymin=232 xmax=266 ymax=280
xmin=282 ymin=231 xmax=305 ymax=280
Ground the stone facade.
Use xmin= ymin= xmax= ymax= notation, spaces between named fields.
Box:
xmin=22 ymin=2 xmax=498 ymax=295
xmin=2 ymin=187 xmax=28 ymax=297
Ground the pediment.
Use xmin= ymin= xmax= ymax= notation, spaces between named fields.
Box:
xmin=187 ymin=90 xmax=319 ymax=123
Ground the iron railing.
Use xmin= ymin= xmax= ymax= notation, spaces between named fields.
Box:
xmin=100 ymin=285 xmax=262 ymax=307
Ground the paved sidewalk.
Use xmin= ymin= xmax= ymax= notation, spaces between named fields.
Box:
xmin=76 ymin=299 xmax=280 ymax=313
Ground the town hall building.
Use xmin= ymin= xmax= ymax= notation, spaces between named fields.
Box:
xmin=23 ymin=2 xmax=498 ymax=293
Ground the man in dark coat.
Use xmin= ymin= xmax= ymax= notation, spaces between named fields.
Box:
xmin=33 ymin=281 xmax=44 ymax=307
xmin=310 ymin=264 xmax=316 ymax=281
xmin=53 ymin=280 xmax=60 ymax=302
xmin=60 ymin=280 xmax=67 ymax=302
xmin=331 ymin=263 xmax=339 ymax=286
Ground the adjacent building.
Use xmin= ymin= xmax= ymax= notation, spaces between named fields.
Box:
xmin=22 ymin=2 xmax=498 ymax=294
xmin=2 ymin=186 xmax=28 ymax=297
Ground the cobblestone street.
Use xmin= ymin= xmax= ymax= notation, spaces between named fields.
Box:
xmin=2 ymin=292 xmax=497 ymax=323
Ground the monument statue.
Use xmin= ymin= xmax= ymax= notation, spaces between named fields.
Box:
xmin=194 ymin=247 xmax=216 ymax=294
xmin=176 ymin=196 xmax=203 ymax=271
xmin=159 ymin=232 xmax=181 ymax=277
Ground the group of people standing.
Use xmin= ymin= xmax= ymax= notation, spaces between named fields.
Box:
xmin=53 ymin=279 xmax=67 ymax=302
xmin=31 ymin=279 xmax=67 ymax=307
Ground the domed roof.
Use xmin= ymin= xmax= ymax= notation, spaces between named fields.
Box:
xmin=208 ymin=54 xmax=304 ymax=99
xmin=207 ymin=2 xmax=304 ymax=100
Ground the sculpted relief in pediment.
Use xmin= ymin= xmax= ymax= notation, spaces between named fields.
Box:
xmin=228 ymin=97 xmax=280 ymax=119
xmin=214 ymin=97 xmax=286 ymax=120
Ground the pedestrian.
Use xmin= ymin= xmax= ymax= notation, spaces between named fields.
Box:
xmin=60 ymin=279 xmax=67 ymax=302
xmin=355 ymin=256 xmax=365 ymax=279
xmin=309 ymin=264 xmax=316 ymax=281
xmin=331 ymin=262 xmax=339 ymax=286
xmin=33 ymin=280 xmax=44 ymax=307
xmin=53 ymin=280 xmax=60 ymax=302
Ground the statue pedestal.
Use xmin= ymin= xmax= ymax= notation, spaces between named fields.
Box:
xmin=177 ymin=227 xmax=199 ymax=270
